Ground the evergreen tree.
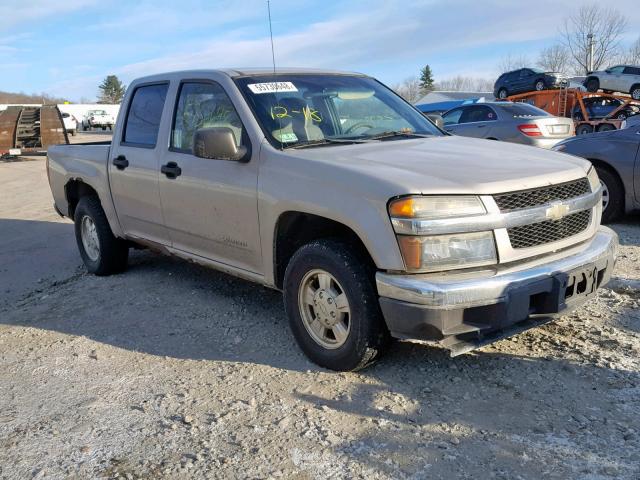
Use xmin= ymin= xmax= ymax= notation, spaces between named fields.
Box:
xmin=98 ymin=75 xmax=126 ymax=104
xmin=419 ymin=65 xmax=434 ymax=93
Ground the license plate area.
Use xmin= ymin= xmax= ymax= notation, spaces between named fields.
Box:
xmin=549 ymin=125 xmax=570 ymax=135
xmin=564 ymin=263 xmax=602 ymax=301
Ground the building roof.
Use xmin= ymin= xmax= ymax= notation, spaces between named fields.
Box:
xmin=415 ymin=90 xmax=494 ymax=105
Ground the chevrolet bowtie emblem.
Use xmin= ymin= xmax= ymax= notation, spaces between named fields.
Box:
xmin=546 ymin=202 xmax=570 ymax=221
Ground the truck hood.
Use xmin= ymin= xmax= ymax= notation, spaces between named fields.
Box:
xmin=285 ymin=136 xmax=590 ymax=195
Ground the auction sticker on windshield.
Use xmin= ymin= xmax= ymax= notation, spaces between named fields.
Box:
xmin=247 ymin=82 xmax=298 ymax=94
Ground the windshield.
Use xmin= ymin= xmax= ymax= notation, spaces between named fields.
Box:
xmin=234 ymin=74 xmax=442 ymax=148
xmin=530 ymin=67 xmax=545 ymax=74
xmin=501 ymin=103 xmax=550 ymax=117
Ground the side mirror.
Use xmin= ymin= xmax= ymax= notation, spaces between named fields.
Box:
xmin=193 ymin=127 xmax=249 ymax=162
xmin=425 ymin=113 xmax=444 ymax=129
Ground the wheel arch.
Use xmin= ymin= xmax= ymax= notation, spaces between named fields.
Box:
xmin=64 ymin=178 xmax=99 ymax=219
xmin=273 ymin=211 xmax=377 ymax=290
xmin=587 ymin=158 xmax=626 ymax=203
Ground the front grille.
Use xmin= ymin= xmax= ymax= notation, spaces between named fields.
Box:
xmin=494 ymin=178 xmax=590 ymax=212
xmin=508 ymin=210 xmax=591 ymax=249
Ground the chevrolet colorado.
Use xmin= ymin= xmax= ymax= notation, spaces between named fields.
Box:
xmin=47 ymin=68 xmax=618 ymax=371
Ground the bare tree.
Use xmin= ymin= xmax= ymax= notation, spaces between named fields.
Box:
xmin=391 ymin=76 xmax=423 ymax=103
xmin=560 ymin=4 xmax=627 ymax=74
xmin=497 ymin=53 xmax=530 ymax=74
xmin=435 ymin=76 xmax=493 ymax=92
xmin=624 ymin=36 xmax=640 ymax=65
xmin=537 ymin=44 xmax=570 ymax=73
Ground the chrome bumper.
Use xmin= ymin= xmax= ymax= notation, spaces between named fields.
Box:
xmin=377 ymin=227 xmax=618 ymax=309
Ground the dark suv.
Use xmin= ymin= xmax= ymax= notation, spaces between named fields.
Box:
xmin=494 ymin=68 xmax=566 ymax=99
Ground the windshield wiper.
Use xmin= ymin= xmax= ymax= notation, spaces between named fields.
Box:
xmin=285 ymin=138 xmax=369 ymax=149
xmin=364 ymin=131 xmax=433 ymax=141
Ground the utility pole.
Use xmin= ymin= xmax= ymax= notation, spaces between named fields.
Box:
xmin=586 ymin=33 xmax=595 ymax=74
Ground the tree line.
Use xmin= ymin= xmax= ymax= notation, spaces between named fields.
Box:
xmin=393 ymin=4 xmax=640 ymax=103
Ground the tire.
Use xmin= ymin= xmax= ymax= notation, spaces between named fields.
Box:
xmin=283 ymin=239 xmax=390 ymax=371
xmin=74 ymin=196 xmax=128 ymax=275
xmin=534 ymin=79 xmax=545 ymax=91
xmin=69 ymin=130 xmax=75 ymax=136
xmin=595 ymin=167 xmax=624 ymax=223
xmin=497 ymin=88 xmax=508 ymax=99
xmin=585 ymin=78 xmax=599 ymax=92
xmin=597 ymin=123 xmax=616 ymax=132
xmin=631 ymin=85 xmax=640 ymax=101
xmin=101 ymin=126 xmax=106 ymax=131
xmin=576 ymin=124 xmax=594 ymax=135
xmin=616 ymin=111 xmax=627 ymax=121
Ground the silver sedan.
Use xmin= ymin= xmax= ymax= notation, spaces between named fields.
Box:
xmin=442 ymin=102 xmax=575 ymax=149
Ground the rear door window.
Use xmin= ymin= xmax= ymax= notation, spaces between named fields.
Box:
xmin=123 ymin=83 xmax=169 ymax=147
xmin=623 ymin=66 xmax=640 ymax=75
xmin=459 ymin=106 xmax=496 ymax=123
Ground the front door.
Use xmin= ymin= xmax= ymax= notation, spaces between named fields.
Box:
xmin=158 ymin=80 xmax=262 ymax=274
xmin=109 ymin=82 xmax=171 ymax=245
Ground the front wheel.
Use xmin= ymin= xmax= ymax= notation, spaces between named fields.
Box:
xmin=631 ymin=86 xmax=640 ymax=101
xmin=585 ymin=78 xmax=599 ymax=92
xmin=283 ymin=239 xmax=390 ymax=371
xmin=534 ymin=79 xmax=545 ymax=91
xmin=74 ymin=196 xmax=128 ymax=275
xmin=596 ymin=167 xmax=624 ymax=223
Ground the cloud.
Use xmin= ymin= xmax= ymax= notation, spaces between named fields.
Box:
xmin=0 ymin=0 xmax=99 ymax=31
xmin=37 ymin=0 xmax=640 ymax=99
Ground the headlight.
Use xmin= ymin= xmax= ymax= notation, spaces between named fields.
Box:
xmin=388 ymin=196 xmax=496 ymax=272
xmin=586 ymin=166 xmax=600 ymax=192
xmin=552 ymin=143 xmax=566 ymax=152
xmin=389 ymin=195 xmax=485 ymax=220
xmin=397 ymin=231 xmax=497 ymax=272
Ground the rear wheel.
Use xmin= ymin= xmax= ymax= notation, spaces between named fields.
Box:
xmin=576 ymin=124 xmax=594 ymax=135
xmin=497 ymin=88 xmax=508 ymax=99
xmin=585 ymin=78 xmax=599 ymax=92
xmin=595 ymin=167 xmax=624 ymax=223
xmin=631 ymin=85 xmax=640 ymax=101
xmin=283 ymin=239 xmax=390 ymax=371
xmin=74 ymin=196 xmax=128 ymax=275
xmin=597 ymin=123 xmax=616 ymax=132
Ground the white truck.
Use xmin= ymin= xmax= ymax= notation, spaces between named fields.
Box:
xmin=82 ymin=109 xmax=115 ymax=131
xmin=585 ymin=65 xmax=640 ymax=100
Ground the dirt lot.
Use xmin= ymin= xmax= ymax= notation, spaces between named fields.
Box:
xmin=1 ymin=148 xmax=639 ymax=479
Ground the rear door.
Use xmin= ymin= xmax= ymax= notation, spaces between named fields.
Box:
xmin=109 ymin=82 xmax=171 ymax=245
xmin=605 ymin=66 xmax=625 ymax=92
xmin=622 ymin=67 xmax=640 ymax=92
xmin=157 ymin=79 xmax=262 ymax=274
xmin=453 ymin=105 xmax=496 ymax=138
xmin=517 ymin=69 xmax=534 ymax=93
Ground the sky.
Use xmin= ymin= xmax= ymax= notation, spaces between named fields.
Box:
xmin=1 ymin=0 xmax=639 ymax=101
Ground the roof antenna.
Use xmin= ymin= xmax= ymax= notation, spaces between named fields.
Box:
xmin=267 ymin=0 xmax=276 ymax=76
xmin=267 ymin=0 xmax=283 ymax=149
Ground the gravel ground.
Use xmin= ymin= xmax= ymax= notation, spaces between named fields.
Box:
xmin=0 ymin=157 xmax=639 ymax=479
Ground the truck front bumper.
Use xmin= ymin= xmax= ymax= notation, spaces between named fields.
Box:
xmin=376 ymin=227 xmax=618 ymax=355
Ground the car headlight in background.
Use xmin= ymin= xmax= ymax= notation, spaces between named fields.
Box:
xmin=586 ymin=165 xmax=600 ymax=192
xmin=388 ymin=195 xmax=497 ymax=272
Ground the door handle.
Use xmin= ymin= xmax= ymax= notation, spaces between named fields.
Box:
xmin=112 ymin=155 xmax=129 ymax=170
xmin=161 ymin=161 xmax=182 ymax=179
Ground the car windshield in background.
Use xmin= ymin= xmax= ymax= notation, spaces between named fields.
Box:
xmin=500 ymin=103 xmax=550 ymax=117
xmin=234 ymin=74 xmax=442 ymax=148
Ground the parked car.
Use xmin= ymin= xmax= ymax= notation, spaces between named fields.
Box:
xmin=494 ymin=68 xmax=567 ymax=99
xmin=553 ymin=123 xmax=640 ymax=222
xmin=621 ymin=114 xmax=640 ymax=130
xmin=572 ymin=96 xmax=640 ymax=121
xmin=82 ymin=109 xmax=115 ymax=131
xmin=442 ymin=102 xmax=574 ymax=148
xmin=47 ymin=68 xmax=616 ymax=371
xmin=60 ymin=112 xmax=78 ymax=136
xmin=584 ymin=65 xmax=640 ymax=100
